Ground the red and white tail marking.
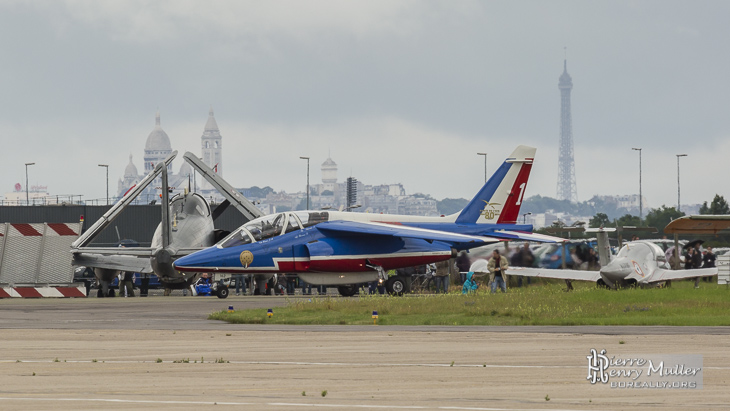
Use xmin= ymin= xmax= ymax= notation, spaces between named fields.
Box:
xmin=496 ymin=160 xmax=533 ymax=224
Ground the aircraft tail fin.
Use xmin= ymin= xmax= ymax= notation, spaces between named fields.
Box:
xmin=454 ymin=145 xmax=535 ymax=225
xmin=586 ymin=227 xmax=615 ymax=266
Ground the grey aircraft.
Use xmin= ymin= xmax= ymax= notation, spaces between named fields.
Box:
xmin=71 ymin=151 xmax=267 ymax=295
xmin=509 ymin=228 xmax=718 ymax=288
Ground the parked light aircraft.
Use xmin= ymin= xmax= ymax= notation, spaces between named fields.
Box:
xmin=173 ymin=145 xmax=560 ymax=295
xmin=71 ymin=151 xmax=264 ymax=295
xmin=509 ymin=229 xmax=718 ymax=288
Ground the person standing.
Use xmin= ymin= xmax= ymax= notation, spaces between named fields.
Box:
xmin=692 ymin=243 xmax=703 ymax=269
xmin=119 ymin=271 xmax=135 ymax=297
xmin=285 ymin=274 xmax=297 ymax=295
xmin=684 ymin=247 xmax=695 ymax=270
xmin=488 ymin=250 xmax=509 ymax=294
xmin=691 ymin=243 xmax=702 ymax=288
xmin=301 ymin=280 xmax=312 ymax=295
xmin=702 ymin=246 xmax=716 ymax=283
xmin=514 ymin=243 xmax=535 ymax=287
xmin=455 ymin=251 xmax=471 ymax=285
xmin=139 ymin=273 xmax=150 ymax=297
xmin=702 ymin=246 xmax=716 ymax=268
xmin=586 ymin=248 xmax=599 ymax=271
xmin=232 ymin=274 xmax=246 ymax=296
xmin=432 ymin=262 xmax=449 ymax=294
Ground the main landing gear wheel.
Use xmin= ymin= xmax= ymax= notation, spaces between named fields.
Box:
xmin=217 ymin=286 xmax=229 ymax=299
xmin=386 ymin=276 xmax=408 ymax=296
xmin=337 ymin=284 xmax=359 ymax=297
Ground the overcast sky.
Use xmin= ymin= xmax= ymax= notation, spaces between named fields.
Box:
xmin=1 ymin=1 xmax=728 ymax=210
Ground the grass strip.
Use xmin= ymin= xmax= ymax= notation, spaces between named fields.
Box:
xmin=209 ymin=281 xmax=730 ymax=326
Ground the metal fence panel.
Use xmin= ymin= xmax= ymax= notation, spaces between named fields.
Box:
xmin=38 ymin=223 xmax=82 ymax=284
xmin=718 ymin=255 xmax=729 ymax=285
xmin=0 ymin=223 xmax=80 ymax=285
xmin=0 ymin=224 xmax=43 ymax=284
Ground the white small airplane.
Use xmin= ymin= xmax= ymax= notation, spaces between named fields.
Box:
xmin=509 ymin=229 xmax=718 ymax=289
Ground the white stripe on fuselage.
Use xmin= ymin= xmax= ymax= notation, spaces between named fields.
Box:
xmin=181 ymin=250 xmax=452 ymax=273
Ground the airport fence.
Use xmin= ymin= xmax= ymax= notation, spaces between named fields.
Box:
xmin=718 ymin=255 xmax=729 ymax=285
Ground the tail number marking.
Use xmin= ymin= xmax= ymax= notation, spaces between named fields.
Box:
xmin=515 ymin=182 xmax=526 ymax=206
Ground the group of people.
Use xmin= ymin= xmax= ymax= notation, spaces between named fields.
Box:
xmin=684 ymin=243 xmax=716 ymax=288
xmin=462 ymin=247 xmax=521 ymax=295
xmin=228 ymin=274 xmax=329 ymax=296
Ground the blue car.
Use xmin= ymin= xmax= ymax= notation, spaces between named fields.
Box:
xmin=538 ymin=241 xmax=595 ymax=269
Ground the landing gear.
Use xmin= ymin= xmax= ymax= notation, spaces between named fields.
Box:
xmin=337 ymin=284 xmax=359 ymax=297
xmin=216 ymin=285 xmax=229 ymax=299
xmin=386 ymin=276 xmax=409 ymax=296
xmin=365 ymin=262 xmax=410 ymax=296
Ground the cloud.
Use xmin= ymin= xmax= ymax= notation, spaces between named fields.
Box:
xmin=32 ymin=0 xmax=461 ymax=44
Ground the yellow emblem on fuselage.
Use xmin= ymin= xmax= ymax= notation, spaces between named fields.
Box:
xmin=239 ymin=250 xmax=254 ymax=268
xmin=480 ymin=200 xmax=501 ymax=220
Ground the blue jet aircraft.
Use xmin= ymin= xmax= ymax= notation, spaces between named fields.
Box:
xmin=173 ymin=145 xmax=559 ymax=295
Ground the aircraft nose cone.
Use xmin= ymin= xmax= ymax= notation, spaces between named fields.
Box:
xmin=174 ymin=248 xmax=217 ymax=272
xmin=601 ymin=263 xmax=627 ymax=281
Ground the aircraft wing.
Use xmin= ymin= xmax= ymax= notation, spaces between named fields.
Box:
xmin=664 ymin=215 xmax=730 ymax=235
xmin=316 ymin=220 xmax=499 ymax=246
xmin=72 ymin=252 xmax=154 ymax=274
xmin=72 ymin=247 xmax=203 ymax=273
xmin=648 ymin=267 xmax=718 ymax=283
xmin=73 ymin=152 xmax=177 ymax=249
xmin=72 ymin=247 xmax=156 ymax=257
xmin=508 ymin=266 xmax=602 ymax=282
xmin=490 ymin=230 xmax=563 ymax=243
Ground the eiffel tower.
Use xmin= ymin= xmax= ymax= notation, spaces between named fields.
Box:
xmin=557 ymin=59 xmax=577 ymax=202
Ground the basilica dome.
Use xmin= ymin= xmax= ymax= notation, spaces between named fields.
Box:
xmin=124 ymin=155 xmax=138 ymax=177
xmin=145 ymin=111 xmax=172 ymax=152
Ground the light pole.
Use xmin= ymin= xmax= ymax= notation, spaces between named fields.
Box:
xmin=632 ymin=148 xmax=642 ymax=223
xmin=523 ymin=212 xmax=532 ymax=224
xmin=24 ymin=162 xmax=35 ymax=205
xmin=477 ymin=152 xmax=487 ymax=183
xmin=676 ymin=154 xmax=687 ymax=212
xmin=299 ymin=156 xmax=310 ymax=210
xmin=98 ymin=164 xmax=109 ymax=206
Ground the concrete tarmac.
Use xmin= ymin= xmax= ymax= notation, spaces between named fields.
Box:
xmin=0 ymin=295 xmax=728 ymax=410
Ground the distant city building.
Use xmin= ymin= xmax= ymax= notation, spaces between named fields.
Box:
xmin=557 ymin=59 xmax=578 ymax=202
xmin=588 ymin=194 xmax=648 ymax=212
xmin=2 ymin=184 xmax=51 ymax=205
xmin=244 ymin=154 xmax=438 ymax=216
xmin=116 ymin=109 xmax=224 ymax=203
xmin=201 ymin=106 xmax=223 ymax=178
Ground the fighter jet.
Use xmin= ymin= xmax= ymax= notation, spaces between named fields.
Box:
xmin=71 ymin=151 xmax=263 ymax=296
xmin=173 ymin=145 xmax=561 ymax=295
xmin=509 ymin=228 xmax=718 ymax=289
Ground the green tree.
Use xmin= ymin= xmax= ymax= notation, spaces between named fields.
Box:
xmin=699 ymin=194 xmax=730 ymax=215
xmin=589 ymin=213 xmax=611 ymax=228
xmin=295 ymin=197 xmax=308 ymax=211
xmin=437 ymin=198 xmax=469 ymax=215
xmin=239 ymin=186 xmax=274 ymax=198
xmin=550 ymin=220 xmax=566 ymax=228
xmin=615 ymin=214 xmax=641 ymax=227
xmin=645 ymin=205 xmax=685 ymax=234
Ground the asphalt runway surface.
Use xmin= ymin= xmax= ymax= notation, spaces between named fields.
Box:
xmin=1 ymin=295 xmax=729 ymax=410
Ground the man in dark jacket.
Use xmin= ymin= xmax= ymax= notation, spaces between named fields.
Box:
xmin=455 ymin=251 xmax=471 ymax=285
xmin=702 ymin=246 xmax=716 ymax=283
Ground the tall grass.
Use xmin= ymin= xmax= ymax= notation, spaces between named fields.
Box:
xmin=209 ymin=282 xmax=730 ymax=326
